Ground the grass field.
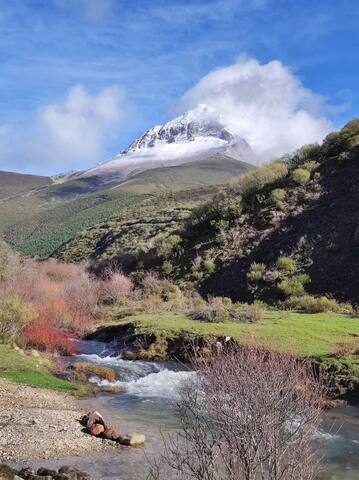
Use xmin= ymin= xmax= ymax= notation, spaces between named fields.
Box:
xmin=115 ymin=310 xmax=359 ymax=357
xmin=0 ymin=344 xmax=75 ymax=392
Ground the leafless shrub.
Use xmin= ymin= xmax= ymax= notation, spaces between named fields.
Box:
xmin=99 ymin=270 xmax=134 ymax=304
xmin=149 ymin=347 xmax=324 ymax=480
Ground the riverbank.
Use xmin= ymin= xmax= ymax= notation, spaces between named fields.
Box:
xmin=90 ymin=309 xmax=359 ymax=400
xmin=0 ymin=378 xmax=117 ymax=463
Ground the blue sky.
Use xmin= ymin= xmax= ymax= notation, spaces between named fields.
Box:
xmin=0 ymin=0 xmax=358 ymax=175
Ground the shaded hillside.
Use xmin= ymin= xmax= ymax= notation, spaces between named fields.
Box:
xmin=0 ymin=171 xmax=51 ymax=199
xmin=192 ymin=119 xmax=359 ymax=303
xmin=77 ymin=119 xmax=359 ymax=305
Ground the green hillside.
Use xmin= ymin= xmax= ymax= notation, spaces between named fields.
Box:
xmin=0 ymin=157 xmax=252 ymax=258
xmin=0 ymin=170 xmax=51 ymax=199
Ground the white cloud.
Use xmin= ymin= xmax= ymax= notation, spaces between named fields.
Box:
xmin=0 ymin=84 xmax=127 ymax=173
xmin=180 ymin=56 xmax=332 ymax=162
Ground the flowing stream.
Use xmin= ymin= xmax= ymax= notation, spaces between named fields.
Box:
xmin=35 ymin=339 xmax=359 ymax=479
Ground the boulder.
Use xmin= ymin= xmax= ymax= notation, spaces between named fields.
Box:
xmin=103 ymin=426 xmax=121 ymax=441
xmin=122 ymin=351 xmax=137 ymax=361
xmin=37 ymin=468 xmax=58 ymax=477
xmin=88 ymin=423 xmax=105 ymax=436
xmin=119 ymin=433 xmax=146 ymax=446
xmin=17 ymin=467 xmax=35 ymax=479
xmin=80 ymin=410 xmax=105 ymax=428
xmin=58 ymin=466 xmax=91 ymax=480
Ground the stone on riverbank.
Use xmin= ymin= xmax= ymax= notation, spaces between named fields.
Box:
xmin=103 ymin=426 xmax=122 ymax=441
xmin=81 ymin=411 xmax=145 ymax=447
xmin=119 ymin=433 xmax=146 ymax=446
xmin=88 ymin=423 xmax=105 ymax=436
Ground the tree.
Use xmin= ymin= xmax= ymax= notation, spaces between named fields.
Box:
xmin=149 ymin=347 xmax=324 ymax=480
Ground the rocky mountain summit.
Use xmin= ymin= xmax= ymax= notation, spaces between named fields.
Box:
xmin=79 ymin=104 xmax=255 ymax=185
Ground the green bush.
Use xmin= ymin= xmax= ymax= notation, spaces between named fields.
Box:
xmin=203 ymin=258 xmax=216 ymax=274
xmin=277 ymin=256 xmax=297 ymax=274
xmin=154 ymin=233 xmax=181 ymax=258
xmin=302 ymin=161 xmax=319 ymax=172
xmin=231 ymin=162 xmax=288 ymax=198
xmin=285 ymin=295 xmax=353 ymax=314
xmin=291 ymin=168 xmax=311 ymax=186
xmin=162 ymin=260 xmax=173 ymax=275
xmin=289 ymin=144 xmax=321 ymax=168
xmin=247 ymin=262 xmax=266 ymax=283
xmin=234 ymin=303 xmax=263 ymax=323
xmin=277 ymin=274 xmax=310 ymax=297
xmin=190 ymin=190 xmax=242 ymax=232
xmin=270 ymin=188 xmax=286 ymax=208
xmin=0 ymin=295 xmax=36 ymax=344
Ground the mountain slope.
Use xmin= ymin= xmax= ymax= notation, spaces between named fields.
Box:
xmin=55 ymin=157 xmax=254 ymax=262
xmin=0 ymin=171 xmax=51 ymax=199
xmin=1 ymin=157 xmax=253 ymax=258
xmin=176 ymin=119 xmax=359 ymax=303
xmin=71 ymin=119 xmax=359 ymax=305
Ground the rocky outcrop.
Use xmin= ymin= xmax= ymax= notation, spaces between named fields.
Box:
xmin=80 ymin=411 xmax=145 ymax=447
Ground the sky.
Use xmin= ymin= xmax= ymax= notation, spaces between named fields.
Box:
xmin=0 ymin=0 xmax=358 ymax=175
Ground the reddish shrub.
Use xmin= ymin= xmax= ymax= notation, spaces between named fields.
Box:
xmin=37 ymin=298 xmax=93 ymax=335
xmin=23 ymin=320 xmax=77 ymax=355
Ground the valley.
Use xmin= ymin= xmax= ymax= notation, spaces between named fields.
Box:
xmin=1 ymin=87 xmax=359 ymax=480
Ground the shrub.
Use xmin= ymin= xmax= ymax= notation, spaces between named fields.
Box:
xmin=270 ymin=188 xmax=286 ymax=208
xmin=189 ymin=190 xmax=242 ymax=232
xmin=302 ymin=161 xmax=319 ymax=172
xmin=23 ymin=320 xmax=76 ymax=355
xmin=162 ymin=261 xmax=173 ymax=275
xmin=285 ymin=295 xmax=353 ymax=314
xmin=203 ymin=258 xmax=216 ymax=274
xmin=99 ymin=272 xmax=133 ymax=304
xmin=291 ymin=168 xmax=311 ymax=186
xmin=235 ymin=303 xmax=263 ymax=323
xmin=247 ymin=262 xmax=266 ymax=283
xmin=36 ymin=299 xmax=92 ymax=335
xmin=277 ymin=256 xmax=297 ymax=274
xmin=231 ymin=162 xmax=288 ymax=198
xmin=0 ymin=295 xmax=36 ymax=343
xmin=142 ymin=272 xmax=163 ymax=293
xmin=190 ymin=307 xmax=230 ymax=323
xmin=277 ymin=274 xmax=310 ymax=297
xmin=154 ymin=234 xmax=182 ymax=258
xmin=288 ymin=144 xmax=321 ymax=168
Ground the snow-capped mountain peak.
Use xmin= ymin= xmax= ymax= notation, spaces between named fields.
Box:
xmin=79 ymin=104 xmax=255 ymax=184
xmin=123 ymin=104 xmax=234 ymax=153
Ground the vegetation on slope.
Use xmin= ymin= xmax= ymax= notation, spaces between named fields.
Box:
xmin=90 ymin=119 xmax=358 ymax=304
xmin=0 ymin=157 xmax=251 ymax=258
xmin=0 ymin=170 xmax=51 ymax=199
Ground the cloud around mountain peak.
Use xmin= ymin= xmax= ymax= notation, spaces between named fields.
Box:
xmin=180 ymin=56 xmax=332 ymax=162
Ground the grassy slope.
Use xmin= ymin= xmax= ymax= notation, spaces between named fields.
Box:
xmin=117 ymin=157 xmax=254 ymax=194
xmin=0 ymin=157 xmax=251 ymax=258
xmin=0 ymin=171 xmax=51 ymax=199
xmin=0 ymin=344 xmax=74 ymax=392
xmin=116 ymin=310 xmax=359 ymax=357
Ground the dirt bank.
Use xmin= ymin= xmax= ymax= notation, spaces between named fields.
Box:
xmin=0 ymin=379 xmax=117 ymax=463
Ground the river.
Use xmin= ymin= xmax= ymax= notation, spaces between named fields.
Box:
xmin=35 ymin=339 xmax=359 ymax=479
